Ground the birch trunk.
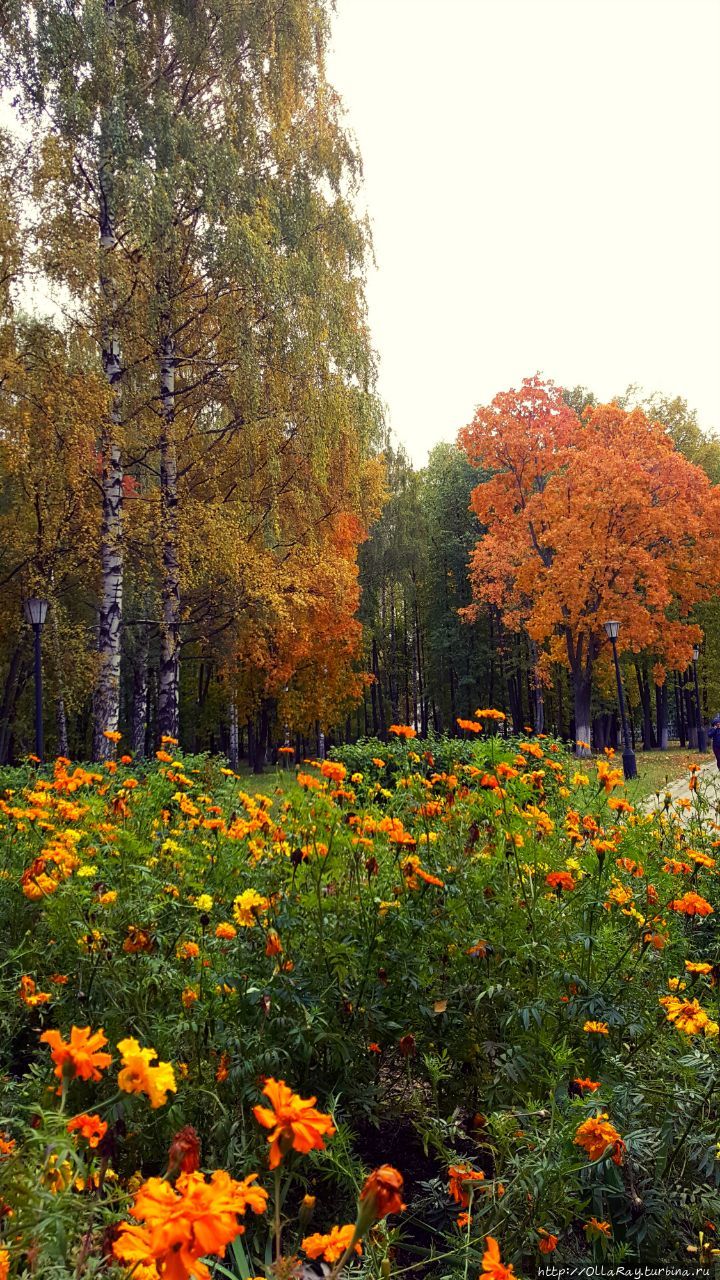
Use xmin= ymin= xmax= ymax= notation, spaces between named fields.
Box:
xmin=92 ymin=196 xmax=123 ymax=759
xmin=158 ymin=331 xmax=181 ymax=740
xmin=50 ymin=603 xmax=69 ymax=757
xmin=131 ymin=628 xmax=149 ymax=756
xmin=92 ymin=0 xmax=124 ymax=759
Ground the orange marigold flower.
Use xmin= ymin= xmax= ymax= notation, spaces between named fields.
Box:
xmin=538 ymin=1228 xmax=559 ymax=1253
xmin=113 ymin=1169 xmax=267 ymax=1280
xmin=0 ymin=1248 xmax=7 ymax=1280
xmin=103 ymin=730 xmax=122 ymax=742
xmin=475 ymin=708 xmax=506 ymax=722
xmin=117 ymin=1038 xmax=176 ymax=1109
xmin=320 ymin=760 xmax=347 ymax=783
xmin=467 ymin=939 xmax=488 ymax=958
xmin=368 ymin=1042 xmax=381 ymax=1054
xmin=215 ymin=1052 xmax=230 ymax=1083
xmin=215 ymin=922 xmax=237 ymax=940
xmin=253 ymin=1078 xmax=335 ymax=1169
xmin=40 ymin=1026 xmax=112 ymax=1083
xmin=686 ymin=961 xmax=713 ymax=974
xmin=358 ymin=1165 xmax=405 ymax=1222
xmin=573 ymin=1077 xmax=601 ymax=1093
xmin=66 ymin=1113 xmax=108 ymax=1149
xmin=416 ymin=866 xmax=445 ymax=888
xmin=168 ymin=1125 xmax=201 ymax=1175
xmin=448 ymin=1163 xmax=485 ymax=1207
xmin=388 ymin=724 xmax=417 ymax=738
xmin=0 ymin=1134 xmax=16 ymax=1157
xmin=670 ymin=891 xmax=714 ymax=917
xmin=19 ymin=975 xmax=51 ymax=1007
xmin=574 ymin=1114 xmax=625 ymax=1165
xmin=265 ymin=930 xmax=283 ymax=957
xmin=176 ymin=941 xmax=200 ymax=960
xmin=481 ymin=1235 xmax=516 ymax=1279
xmin=584 ymin=1216 xmax=612 ymax=1238
xmin=546 ymin=870 xmax=575 ymax=892
xmin=457 ymin=718 xmax=482 ymax=733
xmin=301 ymin=1223 xmax=361 ymax=1263
xmin=583 ymin=1020 xmax=609 ymax=1035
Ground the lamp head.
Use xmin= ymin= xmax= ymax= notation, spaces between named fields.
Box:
xmin=23 ymin=597 xmax=49 ymax=627
xmin=604 ymin=620 xmax=620 ymax=641
xmin=693 ymin=645 xmax=700 ymax=662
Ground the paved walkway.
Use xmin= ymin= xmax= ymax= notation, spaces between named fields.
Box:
xmin=643 ymin=758 xmax=720 ymax=822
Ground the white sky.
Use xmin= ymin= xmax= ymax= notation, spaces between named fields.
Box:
xmin=327 ymin=0 xmax=720 ymax=464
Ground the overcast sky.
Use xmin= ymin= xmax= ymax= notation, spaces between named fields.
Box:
xmin=327 ymin=0 xmax=720 ymax=464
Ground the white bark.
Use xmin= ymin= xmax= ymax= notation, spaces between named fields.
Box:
xmin=158 ymin=331 xmax=181 ymax=740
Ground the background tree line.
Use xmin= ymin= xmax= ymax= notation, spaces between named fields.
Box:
xmin=356 ymin=386 xmax=720 ymax=756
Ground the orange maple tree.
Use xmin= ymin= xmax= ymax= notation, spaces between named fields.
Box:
xmin=458 ymin=376 xmax=720 ymax=751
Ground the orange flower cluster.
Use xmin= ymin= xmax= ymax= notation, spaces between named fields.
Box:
xmin=253 ymin=1078 xmax=335 ymax=1169
xmin=388 ymin=724 xmax=417 ymax=738
xmin=574 ymin=1114 xmax=625 ymax=1165
xmin=113 ymin=1169 xmax=268 ymax=1280
xmin=669 ymin=892 xmax=713 ymax=917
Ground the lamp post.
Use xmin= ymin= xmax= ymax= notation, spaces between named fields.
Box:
xmin=23 ymin=597 xmax=49 ymax=760
xmin=604 ymin=620 xmax=637 ymax=780
xmin=692 ymin=644 xmax=707 ymax=752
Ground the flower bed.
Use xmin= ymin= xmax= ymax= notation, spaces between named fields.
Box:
xmin=1 ymin=728 xmax=720 ymax=1275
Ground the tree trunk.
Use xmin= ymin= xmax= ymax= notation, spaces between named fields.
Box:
xmin=655 ymin=682 xmax=668 ymax=749
xmin=684 ymin=670 xmax=698 ymax=749
xmin=158 ymin=331 xmax=181 ymax=740
xmin=0 ymin=647 xmax=26 ymax=765
xmin=635 ymin=661 xmax=656 ymax=750
xmin=674 ymin=672 xmax=686 ymax=746
xmin=372 ymin=636 xmax=386 ymax=739
xmin=572 ymin=669 xmax=592 ymax=756
xmin=528 ymin=637 xmax=544 ymax=734
xmin=92 ymin=30 xmax=124 ymax=760
xmin=228 ymin=701 xmax=239 ymax=768
xmin=50 ymin=603 xmax=69 ymax=757
xmin=131 ymin=636 xmax=149 ymax=757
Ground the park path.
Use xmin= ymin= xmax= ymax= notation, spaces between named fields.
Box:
xmin=642 ymin=757 xmax=720 ymax=821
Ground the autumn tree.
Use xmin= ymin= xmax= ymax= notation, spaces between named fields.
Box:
xmin=459 ymin=376 xmax=720 ymax=753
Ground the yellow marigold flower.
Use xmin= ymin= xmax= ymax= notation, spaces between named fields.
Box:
xmin=194 ymin=894 xmax=213 ymax=911
xmin=233 ymin=889 xmax=270 ymax=928
xmin=583 ymin=1020 xmax=609 ymax=1035
xmin=117 ymin=1038 xmax=176 ymax=1108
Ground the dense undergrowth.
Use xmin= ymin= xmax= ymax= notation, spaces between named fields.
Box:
xmin=2 ymin=724 xmax=720 ymax=1277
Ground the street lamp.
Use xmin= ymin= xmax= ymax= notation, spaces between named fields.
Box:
xmin=603 ymin=620 xmax=637 ymax=780
xmin=23 ymin=597 xmax=49 ymax=761
xmin=692 ymin=644 xmax=707 ymax=752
